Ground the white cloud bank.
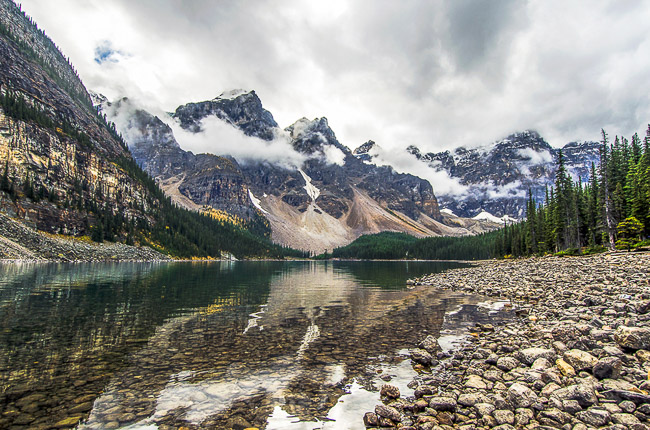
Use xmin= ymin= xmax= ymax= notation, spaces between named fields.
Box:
xmin=164 ymin=115 xmax=307 ymax=169
xmin=368 ymin=145 xmax=469 ymax=197
xmin=102 ymin=96 xmax=347 ymax=169
xmin=19 ymin=0 xmax=650 ymax=155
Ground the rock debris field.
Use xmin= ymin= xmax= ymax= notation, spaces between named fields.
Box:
xmin=364 ymin=252 xmax=650 ymax=430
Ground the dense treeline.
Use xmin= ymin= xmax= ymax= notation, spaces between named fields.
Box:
xmin=504 ymin=126 xmax=650 ymax=256
xmin=328 ymin=231 xmax=505 ymax=261
xmin=327 ymin=232 xmax=418 ymax=259
xmin=329 ymin=125 xmax=650 ymax=261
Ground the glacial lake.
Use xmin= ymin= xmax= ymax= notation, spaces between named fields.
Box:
xmin=0 ymin=261 xmax=512 ymax=429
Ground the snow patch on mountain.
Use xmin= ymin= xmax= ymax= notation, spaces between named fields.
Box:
xmin=440 ymin=208 xmax=456 ymax=216
xmin=215 ymin=89 xmax=249 ymax=100
xmin=299 ymin=169 xmax=320 ymax=201
xmin=517 ymin=147 xmax=553 ymax=164
xmin=248 ymin=190 xmax=268 ymax=214
xmin=473 ymin=211 xmax=517 ymax=224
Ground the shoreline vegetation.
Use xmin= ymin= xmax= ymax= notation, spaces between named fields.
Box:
xmin=363 ymin=252 xmax=650 ymax=430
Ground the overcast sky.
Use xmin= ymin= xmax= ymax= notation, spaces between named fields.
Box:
xmin=19 ymin=0 xmax=650 ymax=153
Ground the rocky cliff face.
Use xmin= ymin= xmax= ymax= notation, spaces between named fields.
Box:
xmin=107 ymin=91 xmax=499 ymax=253
xmin=0 ymin=0 xmax=164 ymax=236
xmin=360 ymin=131 xmax=600 ymax=219
xmin=0 ymin=0 xmax=89 ymax=107
xmin=98 ymin=98 xmax=257 ymax=219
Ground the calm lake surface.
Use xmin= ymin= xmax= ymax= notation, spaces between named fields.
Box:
xmin=0 ymin=261 xmax=511 ymax=429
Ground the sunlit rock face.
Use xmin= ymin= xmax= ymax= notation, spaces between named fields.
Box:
xmin=0 ymin=1 xmax=169 ymax=235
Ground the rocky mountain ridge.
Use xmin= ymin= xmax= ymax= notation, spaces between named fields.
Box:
xmin=102 ymin=91 xmax=503 ymax=253
xmin=355 ymin=131 xmax=601 ymax=219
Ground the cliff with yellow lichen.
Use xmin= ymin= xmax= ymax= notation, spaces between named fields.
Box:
xmin=0 ymin=0 xmax=155 ymax=236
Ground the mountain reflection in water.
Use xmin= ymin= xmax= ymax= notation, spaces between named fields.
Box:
xmin=0 ymin=260 xmax=511 ymax=429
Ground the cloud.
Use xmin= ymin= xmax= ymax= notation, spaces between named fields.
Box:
xmin=93 ymin=40 xmax=127 ymax=64
xmin=516 ymin=147 xmax=554 ymax=175
xmin=19 ymin=0 xmax=650 ymax=155
xmin=163 ymin=115 xmax=307 ymax=169
xmin=516 ymin=148 xmax=554 ymax=165
xmin=322 ymin=145 xmax=346 ymax=166
xmin=482 ymin=180 xmax=527 ymax=200
xmin=368 ymin=145 xmax=469 ymax=197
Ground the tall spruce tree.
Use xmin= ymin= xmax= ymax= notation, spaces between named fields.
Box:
xmin=599 ymin=130 xmax=617 ymax=248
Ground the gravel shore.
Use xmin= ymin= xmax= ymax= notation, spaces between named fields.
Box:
xmin=364 ymin=252 xmax=650 ymax=430
xmin=0 ymin=213 xmax=172 ymax=262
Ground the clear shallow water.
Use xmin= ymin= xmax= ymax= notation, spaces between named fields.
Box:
xmin=0 ymin=260 xmax=510 ymax=429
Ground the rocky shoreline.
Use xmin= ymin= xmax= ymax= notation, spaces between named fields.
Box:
xmin=0 ymin=213 xmax=172 ymax=262
xmin=364 ymin=252 xmax=650 ymax=429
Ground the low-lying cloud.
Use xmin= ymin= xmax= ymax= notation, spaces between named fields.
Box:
xmin=366 ymin=142 xmax=530 ymax=201
xmin=516 ymin=147 xmax=554 ymax=175
xmin=103 ymin=97 xmax=348 ymax=169
xmin=164 ymin=116 xmax=307 ymax=169
xmin=517 ymin=148 xmax=553 ymax=165
xmin=368 ymin=145 xmax=469 ymax=197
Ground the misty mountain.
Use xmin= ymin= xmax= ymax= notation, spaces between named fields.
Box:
xmin=101 ymin=91 xmax=503 ymax=253
xmin=355 ymin=131 xmax=600 ymax=219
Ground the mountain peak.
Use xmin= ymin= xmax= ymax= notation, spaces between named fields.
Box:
xmin=214 ymin=89 xmax=251 ymax=100
xmin=89 ymin=90 xmax=108 ymax=108
xmin=353 ymin=140 xmax=377 ymax=162
xmin=286 ymin=117 xmax=332 ymax=140
xmin=173 ymin=89 xmax=278 ymax=140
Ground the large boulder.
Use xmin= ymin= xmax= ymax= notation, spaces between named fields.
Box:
xmin=576 ymin=409 xmax=611 ymax=427
xmin=615 ymin=326 xmax=650 ymax=350
xmin=410 ymin=348 xmax=433 ymax=365
xmin=418 ymin=335 xmax=440 ymax=354
xmin=563 ymin=349 xmax=598 ymax=372
xmin=508 ymin=383 xmax=538 ymax=408
xmin=380 ymin=384 xmax=400 ymax=399
xmin=516 ymin=347 xmax=556 ymax=366
xmin=592 ymin=357 xmax=623 ymax=380
xmin=551 ymin=384 xmax=597 ymax=408
xmin=429 ymin=396 xmax=457 ymax=412
xmin=375 ymin=404 xmax=401 ymax=422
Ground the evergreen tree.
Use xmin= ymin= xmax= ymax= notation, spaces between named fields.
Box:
xmin=1 ymin=161 xmax=9 ymax=193
xmin=615 ymin=217 xmax=643 ymax=251
xmin=599 ymin=131 xmax=617 ymax=248
xmin=586 ymin=163 xmax=600 ymax=245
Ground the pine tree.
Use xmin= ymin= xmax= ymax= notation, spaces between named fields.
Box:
xmin=525 ymin=190 xmax=537 ymax=254
xmin=586 ymin=163 xmax=600 ymax=245
xmin=1 ymin=160 xmax=9 ymax=193
xmin=615 ymin=217 xmax=643 ymax=251
xmin=599 ymin=130 xmax=617 ymax=248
